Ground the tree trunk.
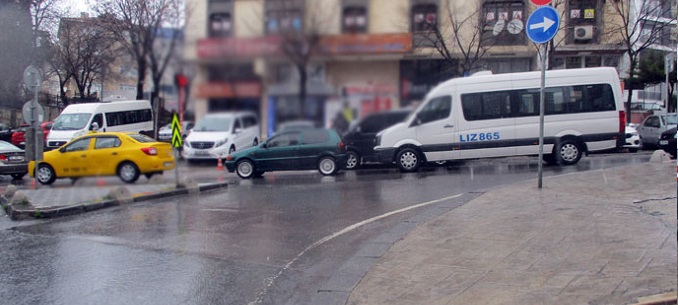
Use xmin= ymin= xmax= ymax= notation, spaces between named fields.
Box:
xmin=626 ymin=60 xmax=636 ymax=126
xmin=298 ymin=64 xmax=307 ymax=119
xmin=137 ymin=59 xmax=147 ymax=101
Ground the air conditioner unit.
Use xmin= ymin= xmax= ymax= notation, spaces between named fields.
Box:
xmin=574 ymin=26 xmax=594 ymax=40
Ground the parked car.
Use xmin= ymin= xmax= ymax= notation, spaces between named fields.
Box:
xmin=658 ymin=127 xmax=676 ymax=158
xmin=0 ymin=123 xmax=12 ymax=142
xmin=0 ymin=140 xmax=28 ymax=180
xmin=624 ymin=124 xmax=640 ymax=153
xmin=182 ymin=111 xmax=260 ymax=161
xmin=158 ymin=120 xmax=194 ymax=142
xmin=29 ymin=132 xmax=175 ymax=185
xmin=11 ymin=121 xmax=52 ymax=149
xmin=636 ymin=113 xmax=677 ymax=148
xmin=343 ymin=109 xmax=411 ymax=169
xmin=225 ymin=128 xmax=347 ymax=179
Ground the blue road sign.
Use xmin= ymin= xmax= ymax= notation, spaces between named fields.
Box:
xmin=526 ymin=6 xmax=560 ymax=44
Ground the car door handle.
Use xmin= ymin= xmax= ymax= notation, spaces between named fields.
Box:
xmin=80 ymin=154 xmax=86 ymax=158
xmin=112 ymin=152 xmax=117 ymax=155
xmin=444 ymin=124 xmax=454 ymax=128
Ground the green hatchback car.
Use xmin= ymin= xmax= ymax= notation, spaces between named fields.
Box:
xmin=224 ymin=128 xmax=347 ymax=179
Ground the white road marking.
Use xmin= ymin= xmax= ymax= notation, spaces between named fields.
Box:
xmin=247 ymin=193 xmax=464 ymax=305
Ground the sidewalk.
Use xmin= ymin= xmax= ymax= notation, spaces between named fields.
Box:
xmin=0 ymin=176 xmax=228 ymax=220
xmin=347 ymin=159 xmax=677 ymax=305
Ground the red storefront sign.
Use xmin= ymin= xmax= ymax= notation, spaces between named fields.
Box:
xmin=195 ymin=82 xmax=262 ymax=99
xmin=197 ymin=33 xmax=413 ymax=59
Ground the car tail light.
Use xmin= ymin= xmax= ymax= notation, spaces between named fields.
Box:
xmin=337 ymin=141 xmax=346 ymax=152
xmin=0 ymin=154 xmax=6 ymax=161
xmin=619 ymin=111 xmax=626 ymax=133
xmin=141 ymin=147 xmax=158 ymax=155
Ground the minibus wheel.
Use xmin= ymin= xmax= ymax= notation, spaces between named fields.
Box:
xmin=396 ymin=147 xmax=421 ymax=172
xmin=556 ymin=139 xmax=582 ymax=165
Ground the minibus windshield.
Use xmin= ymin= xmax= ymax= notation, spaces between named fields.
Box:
xmin=193 ymin=116 xmax=233 ymax=132
xmin=52 ymin=113 xmax=92 ymax=131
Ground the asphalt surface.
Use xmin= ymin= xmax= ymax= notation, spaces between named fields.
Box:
xmin=0 ymin=153 xmax=675 ymax=305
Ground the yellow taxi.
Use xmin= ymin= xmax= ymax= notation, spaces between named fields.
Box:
xmin=29 ymin=132 xmax=175 ymax=185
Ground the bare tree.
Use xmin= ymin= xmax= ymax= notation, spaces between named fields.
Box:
xmin=429 ymin=1 xmax=495 ymax=76
xmin=0 ymin=0 xmax=34 ymax=109
xmin=608 ymin=0 xmax=676 ymax=123
xmin=55 ymin=17 xmax=118 ymax=103
xmin=94 ymin=0 xmax=184 ymax=106
xmin=267 ymin=0 xmax=328 ymax=119
xmin=144 ymin=0 xmax=184 ymax=109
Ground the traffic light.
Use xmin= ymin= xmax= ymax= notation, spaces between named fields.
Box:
xmin=175 ymin=73 xmax=189 ymax=88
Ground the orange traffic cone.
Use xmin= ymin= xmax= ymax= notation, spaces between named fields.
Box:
xmin=97 ymin=177 xmax=106 ymax=186
xmin=30 ymin=179 xmax=36 ymax=189
xmin=216 ymin=156 xmax=224 ymax=171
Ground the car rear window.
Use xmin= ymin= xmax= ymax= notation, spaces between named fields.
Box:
xmin=301 ymin=129 xmax=329 ymax=144
xmin=128 ymin=133 xmax=156 ymax=143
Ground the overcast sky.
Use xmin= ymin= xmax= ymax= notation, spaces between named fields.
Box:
xmin=63 ymin=0 xmax=91 ymax=16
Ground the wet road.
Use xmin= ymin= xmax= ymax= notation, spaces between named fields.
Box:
xmin=0 ymin=152 xmax=654 ymax=305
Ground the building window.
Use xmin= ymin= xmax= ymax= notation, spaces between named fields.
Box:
xmin=567 ymin=0 xmax=602 ymax=44
xmin=342 ymin=6 xmax=367 ymax=33
xmin=266 ymin=9 xmax=303 ymax=34
xmin=554 ymin=54 xmax=620 ymax=70
xmin=412 ymin=4 xmax=437 ymax=32
xmin=209 ymin=13 xmax=232 ymax=37
xmin=411 ymin=3 xmax=438 ymax=47
xmin=482 ymin=1 xmax=526 ymax=46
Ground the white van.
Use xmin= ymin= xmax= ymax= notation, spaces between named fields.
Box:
xmin=374 ymin=67 xmax=626 ymax=172
xmin=182 ymin=111 xmax=260 ymax=161
xmin=46 ymin=100 xmax=153 ymax=150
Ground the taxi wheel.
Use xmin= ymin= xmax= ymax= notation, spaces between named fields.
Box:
xmin=117 ymin=161 xmax=140 ymax=183
xmin=37 ymin=164 xmax=56 ymax=185
xmin=318 ymin=156 xmax=337 ymax=175
xmin=236 ymin=159 xmax=254 ymax=179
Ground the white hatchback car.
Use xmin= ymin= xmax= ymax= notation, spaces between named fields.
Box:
xmin=636 ymin=113 xmax=677 ymax=148
xmin=624 ymin=124 xmax=640 ymax=152
xmin=182 ymin=112 xmax=260 ymax=161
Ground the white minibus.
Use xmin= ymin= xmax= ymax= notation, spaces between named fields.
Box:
xmin=374 ymin=67 xmax=626 ymax=172
xmin=46 ymin=100 xmax=153 ymax=149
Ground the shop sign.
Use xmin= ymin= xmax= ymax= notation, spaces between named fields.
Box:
xmin=319 ymin=33 xmax=412 ymax=55
xmin=195 ymin=81 xmax=262 ymax=98
xmin=197 ymin=36 xmax=282 ymax=58
xmin=198 ymin=33 xmax=413 ymax=59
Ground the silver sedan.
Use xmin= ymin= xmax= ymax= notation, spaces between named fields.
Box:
xmin=0 ymin=140 xmax=28 ymax=180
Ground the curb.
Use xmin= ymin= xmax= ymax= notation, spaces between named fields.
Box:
xmin=0 ymin=182 xmax=228 ymax=221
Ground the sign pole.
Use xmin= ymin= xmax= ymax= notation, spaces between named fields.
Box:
xmin=526 ymin=3 xmax=558 ymax=189
xmin=170 ymin=112 xmax=183 ymax=186
xmin=538 ymin=44 xmax=546 ymax=188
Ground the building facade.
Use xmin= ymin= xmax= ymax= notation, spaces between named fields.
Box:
xmin=184 ymin=0 xmax=650 ymax=137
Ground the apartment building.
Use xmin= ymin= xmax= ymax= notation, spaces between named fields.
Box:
xmin=184 ymin=0 xmax=635 ymax=136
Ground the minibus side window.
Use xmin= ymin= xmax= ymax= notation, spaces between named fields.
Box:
xmin=417 ymin=96 xmax=451 ymax=125
xmin=91 ymin=113 xmax=103 ymax=130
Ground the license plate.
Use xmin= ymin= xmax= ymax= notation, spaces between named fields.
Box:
xmin=163 ymin=162 xmax=173 ymax=167
xmin=195 ymin=150 xmax=210 ymax=156
xmin=660 ymin=140 xmax=669 ymax=145
xmin=8 ymin=156 xmax=24 ymax=161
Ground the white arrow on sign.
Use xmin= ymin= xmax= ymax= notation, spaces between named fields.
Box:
xmin=529 ymin=16 xmax=556 ymax=32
